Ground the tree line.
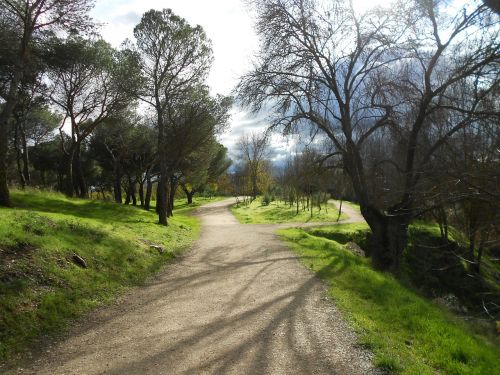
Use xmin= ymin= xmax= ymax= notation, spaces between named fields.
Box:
xmin=0 ymin=1 xmax=232 ymax=225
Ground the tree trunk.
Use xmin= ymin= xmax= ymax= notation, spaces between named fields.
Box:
xmin=181 ymin=183 xmax=195 ymax=204
xmin=124 ymin=178 xmax=131 ymax=205
xmin=336 ymin=199 xmax=343 ymax=222
xmin=362 ymin=205 xmax=410 ymax=272
xmin=40 ymin=170 xmax=46 ymax=187
xmin=0 ymin=69 xmax=24 ymax=207
xmin=113 ymin=165 xmax=122 ymax=203
xmin=0 ymin=116 xmax=12 ymax=206
xmin=139 ymin=178 xmax=145 ymax=207
xmin=157 ymin=170 xmax=168 ymax=224
xmin=167 ymin=176 xmax=177 ymax=217
xmin=62 ymin=147 xmax=75 ymax=197
xmin=14 ymin=123 xmax=26 ymax=188
xmin=156 ymin=119 xmax=168 ymax=224
xmin=73 ymin=144 xmax=87 ymax=198
xmin=187 ymin=191 xmax=194 ymax=204
xmin=0 ymin=21 xmax=33 ymax=207
xmin=20 ymin=123 xmax=30 ymax=185
xmin=144 ymin=173 xmax=152 ymax=211
xmin=130 ymin=178 xmax=137 ymax=206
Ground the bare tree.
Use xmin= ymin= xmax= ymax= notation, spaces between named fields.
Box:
xmin=237 ymin=131 xmax=270 ymax=200
xmin=238 ymin=0 xmax=499 ymax=271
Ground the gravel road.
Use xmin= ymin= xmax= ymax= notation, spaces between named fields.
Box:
xmin=11 ymin=199 xmax=376 ymax=375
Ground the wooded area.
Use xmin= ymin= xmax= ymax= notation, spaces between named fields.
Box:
xmin=0 ymin=1 xmax=232 ymax=226
xmin=1 ymin=0 xmax=498 ymax=279
xmin=0 ymin=0 xmax=499 ymax=372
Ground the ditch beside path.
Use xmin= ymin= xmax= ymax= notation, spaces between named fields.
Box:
xmin=12 ymin=199 xmax=376 ymax=375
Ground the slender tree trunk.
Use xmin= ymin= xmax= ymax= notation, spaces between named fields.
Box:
xmin=62 ymin=147 xmax=75 ymax=197
xmin=139 ymin=178 xmax=145 ymax=207
xmin=14 ymin=123 xmax=26 ymax=188
xmin=124 ymin=177 xmax=131 ymax=205
xmin=0 ymin=91 xmax=17 ymax=206
xmin=156 ymin=109 xmax=168 ymax=224
xmin=157 ymin=169 xmax=168 ymax=224
xmin=73 ymin=143 xmax=87 ymax=198
xmin=20 ymin=124 xmax=30 ymax=185
xmin=40 ymin=170 xmax=46 ymax=187
xmin=167 ymin=176 xmax=177 ymax=217
xmin=144 ymin=173 xmax=152 ymax=210
xmin=336 ymin=199 xmax=343 ymax=222
xmin=113 ymin=164 xmax=122 ymax=203
xmin=130 ymin=178 xmax=137 ymax=206
xmin=252 ymin=169 xmax=258 ymax=200
xmin=310 ymin=194 xmax=313 ymax=218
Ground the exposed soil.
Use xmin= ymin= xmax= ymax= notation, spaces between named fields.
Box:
xmin=9 ymin=199 xmax=376 ymax=375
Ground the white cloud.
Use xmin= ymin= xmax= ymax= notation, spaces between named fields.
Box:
xmin=91 ymin=0 xmax=258 ymax=96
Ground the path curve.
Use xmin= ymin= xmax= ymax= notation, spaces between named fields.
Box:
xmin=330 ymin=200 xmax=366 ymax=224
xmin=12 ymin=199 xmax=376 ymax=375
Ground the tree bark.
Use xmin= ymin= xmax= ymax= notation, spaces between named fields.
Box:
xmin=138 ymin=177 xmax=145 ymax=207
xmin=62 ymin=147 xmax=75 ymax=197
xmin=0 ymin=17 xmax=33 ymax=207
xmin=156 ymin=103 xmax=168 ymax=224
xmin=157 ymin=169 xmax=168 ymax=224
xmin=129 ymin=177 xmax=137 ymax=206
xmin=144 ymin=173 xmax=153 ymax=210
xmin=113 ymin=164 xmax=122 ymax=203
xmin=167 ymin=176 xmax=177 ymax=217
xmin=361 ymin=205 xmax=410 ymax=272
xmin=181 ymin=183 xmax=195 ymax=204
xmin=73 ymin=143 xmax=87 ymax=198
xmin=14 ymin=123 xmax=26 ymax=188
xmin=20 ymin=123 xmax=30 ymax=185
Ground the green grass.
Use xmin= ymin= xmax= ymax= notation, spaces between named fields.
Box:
xmin=0 ymin=189 xmax=213 ymax=363
xmin=231 ymin=198 xmax=347 ymax=224
xmin=278 ymin=224 xmax=500 ymax=374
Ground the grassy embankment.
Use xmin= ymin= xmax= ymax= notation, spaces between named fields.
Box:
xmin=0 ymin=190 xmax=214 ymax=362
xmin=278 ymin=222 xmax=500 ymax=374
xmin=232 ymin=198 xmax=499 ymax=372
xmin=231 ymin=198 xmax=346 ymax=224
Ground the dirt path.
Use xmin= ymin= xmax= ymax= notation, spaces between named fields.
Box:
xmin=329 ymin=200 xmax=366 ymax=224
xmin=12 ymin=199 xmax=376 ymax=375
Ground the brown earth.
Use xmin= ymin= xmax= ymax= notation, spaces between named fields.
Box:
xmin=9 ymin=199 xmax=376 ymax=375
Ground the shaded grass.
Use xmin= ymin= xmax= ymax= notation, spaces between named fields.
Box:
xmin=0 ymin=189 xmax=210 ymax=363
xmin=278 ymin=224 xmax=500 ymax=374
xmin=231 ymin=198 xmax=346 ymax=224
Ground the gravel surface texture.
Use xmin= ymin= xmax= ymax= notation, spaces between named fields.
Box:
xmin=10 ymin=199 xmax=376 ymax=375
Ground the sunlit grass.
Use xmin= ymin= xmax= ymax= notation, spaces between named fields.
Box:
xmin=231 ymin=198 xmax=347 ymax=224
xmin=0 ymin=189 xmax=209 ymax=362
xmin=278 ymin=224 xmax=500 ymax=374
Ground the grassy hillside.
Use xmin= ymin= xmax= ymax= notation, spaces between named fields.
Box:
xmin=279 ymin=224 xmax=500 ymax=374
xmin=231 ymin=198 xmax=346 ymax=224
xmin=0 ymin=190 xmax=208 ymax=363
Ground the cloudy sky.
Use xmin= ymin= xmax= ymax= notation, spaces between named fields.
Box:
xmin=90 ymin=0 xmax=392 ymax=162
